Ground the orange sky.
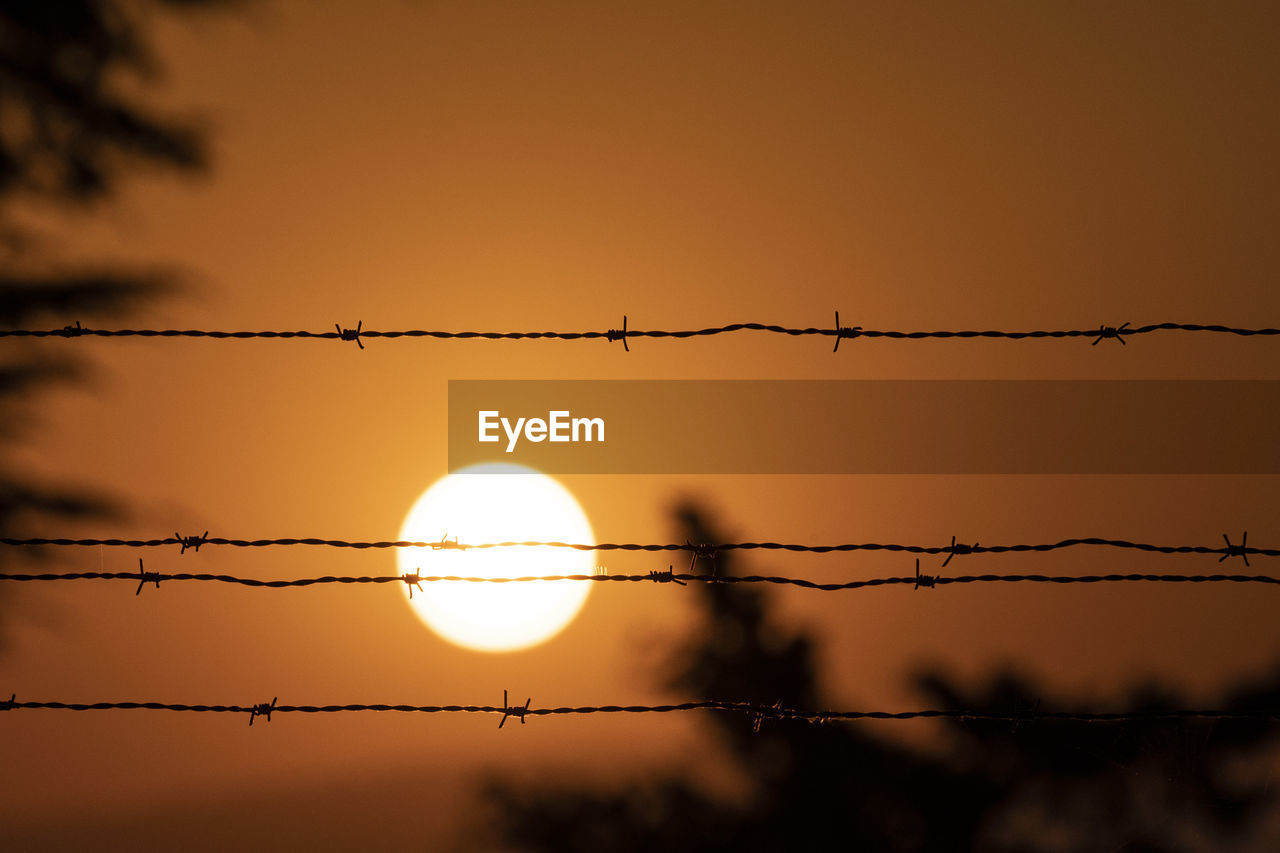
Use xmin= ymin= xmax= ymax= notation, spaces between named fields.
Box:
xmin=4 ymin=1 xmax=1280 ymax=848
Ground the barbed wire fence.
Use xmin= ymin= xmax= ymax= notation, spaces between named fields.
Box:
xmin=5 ymin=693 xmax=1280 ymax=729
xmin=3 ymin=531 xmax=1271 ymax=592
xmin=1 ymin=317 xmax=1278 ymax=349
xmin=5 ymin=530 xmax=1276 ymax=728
xmin=5 ymin=533 xmax=1279 ymax=727
xmin=0 ymin=530 xmax=1267 ymax=561
xmin=2 ymin=562 xmax=1278 ymax=595
xmin=5 ymin=309 xmax=1280 ymax=730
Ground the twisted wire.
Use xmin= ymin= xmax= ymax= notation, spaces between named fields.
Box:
xmin=3 ymin=569 xmax=1277 ymax=592
xmin=1 ymin=320 xmax=1276 ymax=344
xmin=5 ymin=697 xmax=1278 ymax=725
xmin=4 ymin=535 xmax=1275 ymax=559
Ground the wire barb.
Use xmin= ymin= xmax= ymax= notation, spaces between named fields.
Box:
xmin=941 ymin=535 xmax=978 ymax=568
xmin=648 ymin=566 xmax=687 ymax=586
xmin=430 ymin=533 xmax=466 ymax=551
xmin=686 ymin=541 xmax=718 ymax=575
xmin=2 ymin=693 xmax=15 ymax=711
xmin=833 ymin=310 xmax=862 ymax=352
xmin=176 ymin=531 xmax=208 ymax=555
xmin=59 ymin=321 xmax=84 ymax=338
xmin=1220 ymin=531 xmax=1251 ymax=567
xmin=1010 ymin=698 xmax=1042 ymax=733
xmin=914 ymin=558 xmax=937 ymax=590
xmin=401 ymin=571 xmax=423 ymax=599
xmin=606 ymin=314 xmax=630 ymax=352
xmin=499 ymin=689 xmax=531 ymax=728
xmin=1092 ymin=321 xmax=1130 ymax=346
xmin=750 ymin=700 xmax=785 ymax=733
xmin=134 ymin=559 xmax=162 ymax=596
xmin=335 ymin=320 xmax=364 ymax=349
xmin=249 ymin=697 xmax=277 ymax=726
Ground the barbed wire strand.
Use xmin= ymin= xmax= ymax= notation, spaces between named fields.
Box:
xmin=1 ymin=319 xmax=1277 ymax=348
xmin=2 ymin=566 xmax=1277 ymax=593
xmin=3 ymin=694 xmax=1277 ymax=726
xmin=3 ymin=533 xmax=1272 ymax=562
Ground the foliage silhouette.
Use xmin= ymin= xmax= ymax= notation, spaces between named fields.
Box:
xmin=0 ymin=0 xmax=234 ymax=639
xmin=482 ymin=502 xmax=1280 ymax=852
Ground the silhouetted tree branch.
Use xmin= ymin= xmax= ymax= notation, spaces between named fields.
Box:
xmin=0 ymin=0 xmax=227 ymax=205
xmin=0 ymin=0 xmax=237 ymax=641
xmin=483 ymin=502 xmax=1280 ymax=852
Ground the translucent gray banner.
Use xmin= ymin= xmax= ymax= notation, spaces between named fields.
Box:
xmin=447 ymin=380 xmax=1280 ymax=474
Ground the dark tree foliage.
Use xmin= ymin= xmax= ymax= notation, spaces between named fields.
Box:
xmin=0 ymin=0 xmax=219 ymax=204
xmin=483 ymin=503 xmax=1280 ymax=852
xmin=0 ymin=0 xmax=231 ymax=632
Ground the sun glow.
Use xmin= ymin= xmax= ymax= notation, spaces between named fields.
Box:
xmin=396 ymin=463 xmax=595 ymax=653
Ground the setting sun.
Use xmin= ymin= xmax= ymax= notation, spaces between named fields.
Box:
xmin=396 ymin=463 xmax=595 ymax=653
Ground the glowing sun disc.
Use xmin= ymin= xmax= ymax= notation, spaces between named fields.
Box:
xmin=397 ymin=463 xmax=595 ymax=652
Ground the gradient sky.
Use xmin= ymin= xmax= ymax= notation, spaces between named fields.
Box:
xmin=5 ymin=1 xmax=1280 ymax=848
